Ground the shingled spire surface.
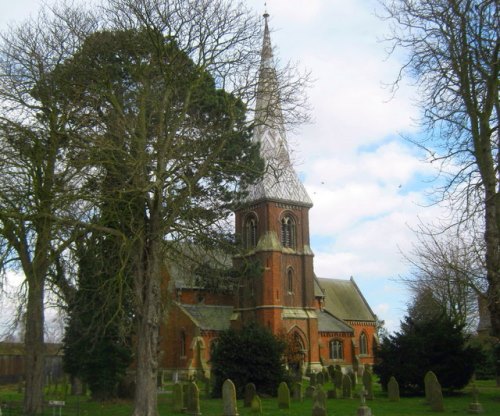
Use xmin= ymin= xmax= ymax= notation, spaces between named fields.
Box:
xmin=245 ymin=13 xmax=312 ymax=207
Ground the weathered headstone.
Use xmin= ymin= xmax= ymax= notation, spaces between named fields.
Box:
xmin=305 ymin=385 xmax=316 ymax=399
xmin=317 ymin=371 xmax=325 ymax=385
xmin=356 ymin=388 xmax=372 ymax=416
xmin=362 ymin=368 xmax=374 ymax=400
xmin=427 ymin=374 xmax=444 ymax=412
xmin=244 ymin=383 xmax=256 ymax=407
xmin=251 ymin=395 xmax=262 ymax=415
xmin=311 ymin=398 xmax=327 ymax=416
xmin=425 ymin=371 xmax=438 ymax=404
xmin=278 ymin=381 xmax=291 ymax=409
xmin=334 ymin=366 xmax=343 ymax=391
xmin=387 ymin=376 xmax=400 ymax=402
xmin=315 ymin=385 xmax=327 ymax=409
xmin=327 ymin=389 xmax=336 ymax=399
xmin=172 ymin=382 xmax=185 ymax=412
xmin=310 ymin=372 xmax=317 ymax=386
xmin=467 ymin=384 xmax=484 ymax=414
xmin=187 ymin=381 xmax=202 ymax=416
xmin=292 ymin=382 xmax=303 ymax=401
xmin=222 ymin=379 xmax=239 ymax=416
xmin=342 ymin=374 xmax=352 ymax=399
xmin=183 ymin=383 xmax=190 ymax=409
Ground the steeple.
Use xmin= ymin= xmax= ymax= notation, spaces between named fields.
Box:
xmin=246 ymin=12 xmax=312 ymax=207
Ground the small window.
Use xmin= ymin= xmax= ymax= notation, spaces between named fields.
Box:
xmin=281 ymin=215 xmax=296 ymax=248
xmin=180 ymin=331 xmax=186 ymax=357
xmin=360 ymin=332 xmax=368 ymax=355
xmin=329 ymin=339 xmax=343 ymax=360
xmin=287 ymin=268 xmax=293 ymax=293
xmin=244 ymin=215 xmax=258 ymax=248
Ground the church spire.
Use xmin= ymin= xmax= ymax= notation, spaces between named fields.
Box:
xmin=261 ymin=12 xmax=273 ymax=67
xmin=245 ymin=12 xmax=312 ymax=207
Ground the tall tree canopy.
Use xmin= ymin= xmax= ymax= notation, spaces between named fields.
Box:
xmin=0 ymin=2 xmax=309 ymax=414
xmin=52 ymin=25 xmax=264 ymax=415
xmin=382 ymin=0 xmax=499 ymax=335
xmin=374 ymin=311 xmax=478 ymax=395
xmin=0 ymin=7 xmax=96 ymax=414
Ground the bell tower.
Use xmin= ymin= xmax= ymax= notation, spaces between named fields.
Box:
xmin=233 ymin=12 xmax=320 ymax=372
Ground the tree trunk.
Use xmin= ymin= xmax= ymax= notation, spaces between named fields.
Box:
xmin=132 ymin=237 xmax=162 ymax=416
xmin=485 ymin=191 xmax=500 ymax=338
xmin=23 ymin=273 xmax=45 ymax=415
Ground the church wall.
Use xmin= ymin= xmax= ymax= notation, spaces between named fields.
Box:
xmin=159 ymin=303 xmax=197 ymax=376
xmin=318 ymin=332 xmax=355 ymax=368
xmin=347 ymin=321 xmax=377 ymax=367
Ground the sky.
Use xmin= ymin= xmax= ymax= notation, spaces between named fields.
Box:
xmin=0 ymin=0 xmax=447 ymax=335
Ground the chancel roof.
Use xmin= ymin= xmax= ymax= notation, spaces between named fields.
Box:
xmin=317 ymin=310 xmax=354 ymax=333
xmin=317 ymin=277 xmax=376 ymax=322
xmin=244 ymin=13 xmax=312 ymax=207
xmin=179 ymin=304 xmax=233 ymax=331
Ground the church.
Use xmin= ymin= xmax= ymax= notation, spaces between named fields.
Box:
xmin=158 ymin=13 xmax=377 ymax=379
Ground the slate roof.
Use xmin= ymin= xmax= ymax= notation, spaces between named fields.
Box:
xmin=316 ymin=277 xmax=376 ymax=322
xmin=165 ymin=244 xmax=233 ymax=290
xmin=317 ymin=310 xmax=353 ymax=333
xmin=178 ymin=304 xmax=233 ymax=331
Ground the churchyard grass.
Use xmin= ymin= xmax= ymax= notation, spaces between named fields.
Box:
xmin=0 ymin=379 xmax=499 ymax=415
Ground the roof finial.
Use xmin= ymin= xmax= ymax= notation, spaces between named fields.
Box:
xmin=261 ymin=4 xmax=272 ymax=63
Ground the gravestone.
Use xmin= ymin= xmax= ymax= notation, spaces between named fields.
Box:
xmin=317 ymin=371 xmax=325 ymax=385
xmin=310 ymin=372 xmax=317 ymax=386
xmin=322 ymin=367 xmax=329 ymax=382
xmin=467 ymin=384 xmax=484 ymax=414
xmin=342 ymin=374 xmax=352 ymax=399
xmin=186 ymin=381 xmax=202 ymax=416
xmin=424 ymin=371 xmax=439 ymax=404
xmin=362 ymin=368 xmax=374 ymax=400
xmin=278 ymin=381 xmax=291 ymax=409
xmin=305 ymin=385 xmax=316 ymax=399
xmin=427 ymin=374 xmax=444 ymax=412
xmin=387 ymin=376 xmax=400 ymax=402
xmin=183 ymin=383 xmax=189 ymax=409
xmin=311 ymin=398 xmax=327 ymax=416
xmin=222 ymin=379 xmax=239 ymax=416
xmin=356 ymin=388 xmax=372 ymax=416
xmin=172 ymin=382 xmax=185 ymax=412
xmin=244 ymin=383 xmax=256 ymax=407
xmin=333 ymin=366 xmax=343 ymax=391
xmin=315 ymin=385 xmax=327 ymax=409
xmin=292 ymin=382 xmax=303 ymax=401
xmin=251 ymin=395 xmax=262 ymax=415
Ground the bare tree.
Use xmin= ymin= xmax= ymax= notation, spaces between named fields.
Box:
xmin=0 ymin=5 xmax=97 ymax=414
xmin=381 ymin=0 xmax=499 ymax=336
xmin=44 ymin=1 xmax=309 ymax=414
xmin=402 ymin=224 xmax=487 ymax=332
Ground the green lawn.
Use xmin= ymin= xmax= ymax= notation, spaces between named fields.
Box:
xmin=1 ymin=379 xmax=499 ymax=415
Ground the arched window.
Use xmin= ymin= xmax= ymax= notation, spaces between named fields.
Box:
xmin=359 ymin=332 xmax=368 ymax=355
xmin=329 ymin=339 xmax=343 ymax=360
xmin=287 ymin=268 xmax=293 ymax=293
xmin=281 ymin=215 xmax=296 ymax=248
xmin=244 ymin=215 xmax=258 ymax=248
xmin=180 ymin=331 xmax=186 ymax=357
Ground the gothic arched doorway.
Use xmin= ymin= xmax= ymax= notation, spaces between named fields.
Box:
xmin=285 ymin=331 xmax=306 ymax=378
